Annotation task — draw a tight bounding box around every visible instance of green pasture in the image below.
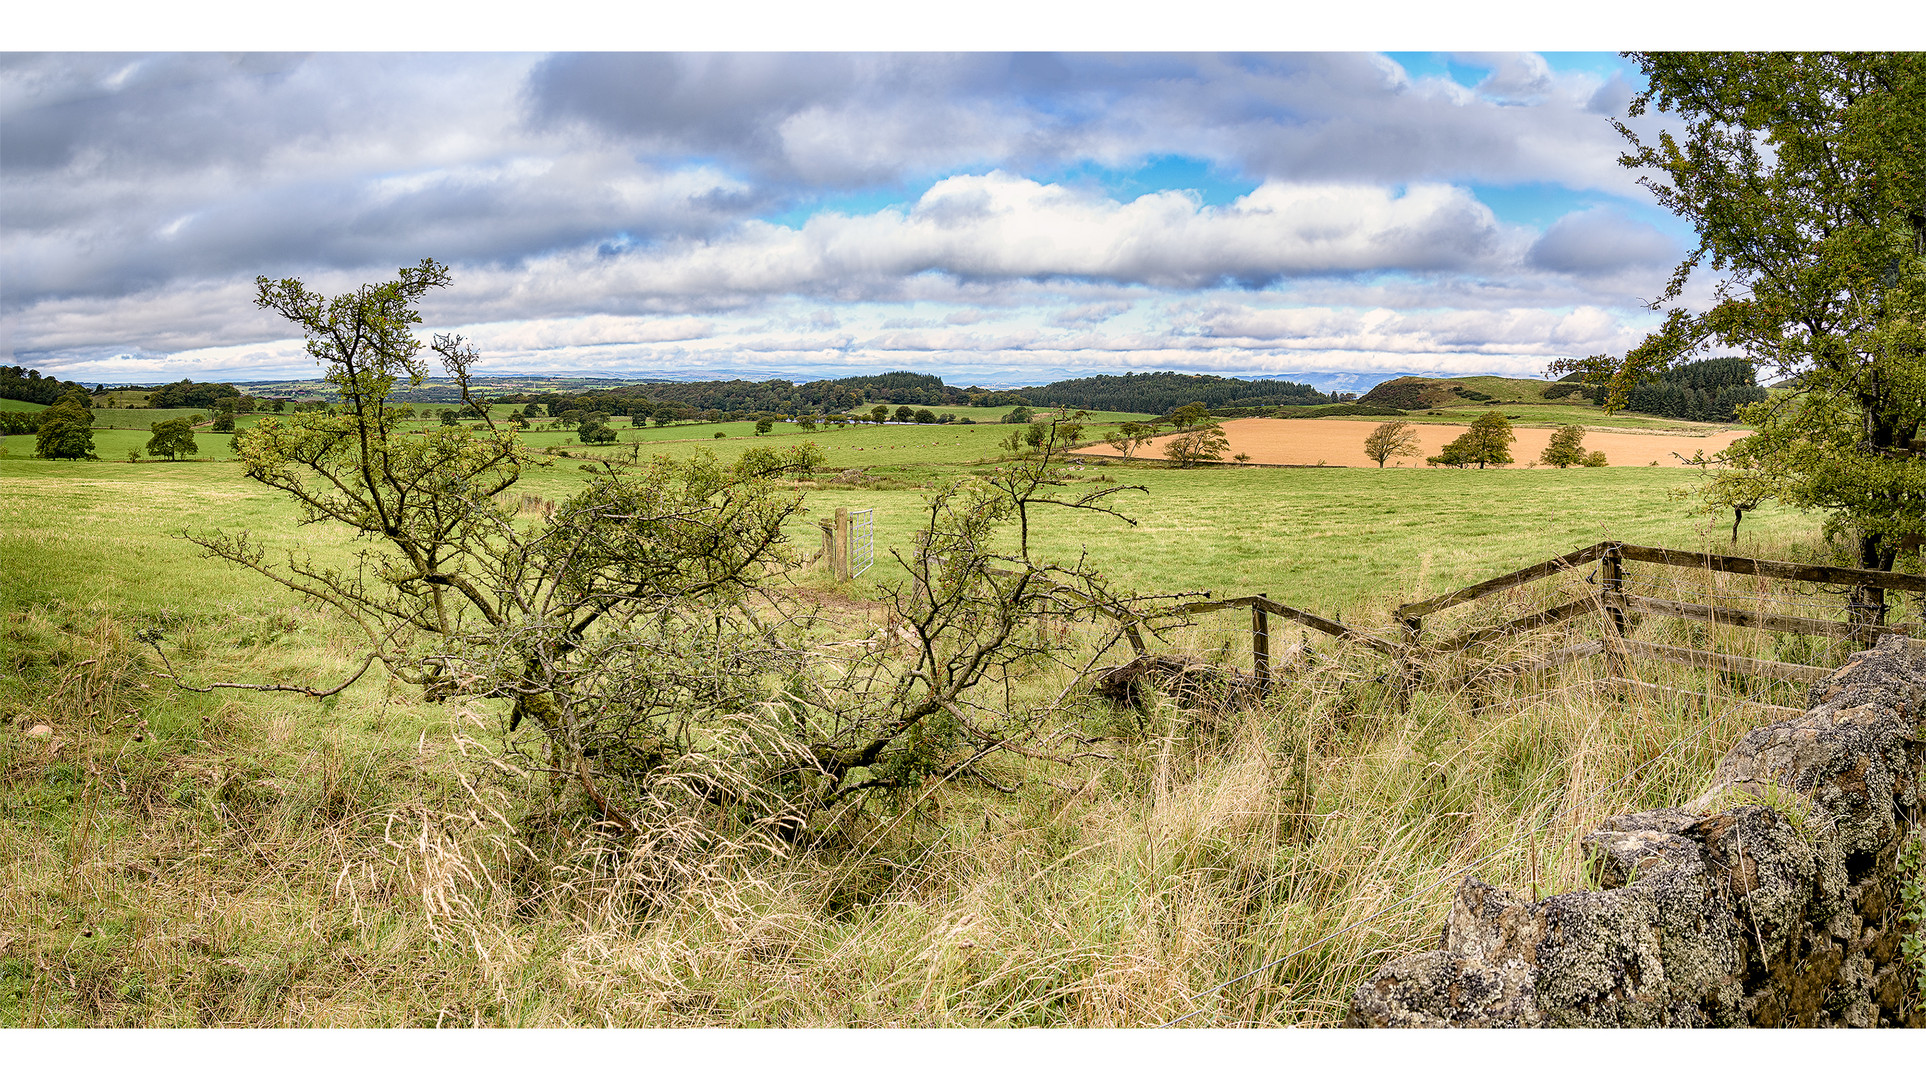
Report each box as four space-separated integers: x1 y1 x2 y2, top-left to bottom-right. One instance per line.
0 398 46 413
529 418 1051 470
87 407 248 430
4 435 1818 639
1443 374 1566 400
800 461 1815 624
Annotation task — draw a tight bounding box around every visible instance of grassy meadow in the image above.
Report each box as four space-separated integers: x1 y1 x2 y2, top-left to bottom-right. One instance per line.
4 402 1904 1027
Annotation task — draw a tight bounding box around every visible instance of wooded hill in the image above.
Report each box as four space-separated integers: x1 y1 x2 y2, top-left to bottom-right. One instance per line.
1019 371 1333 412
0 365 88 406
1358 375 1560 410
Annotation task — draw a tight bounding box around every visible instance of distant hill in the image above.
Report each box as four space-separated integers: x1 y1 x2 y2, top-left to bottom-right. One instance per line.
1358 375 1558 410
1024 371 1332 413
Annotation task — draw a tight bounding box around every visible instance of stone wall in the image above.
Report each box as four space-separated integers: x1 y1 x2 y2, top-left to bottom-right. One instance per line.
1348 636 1925 1027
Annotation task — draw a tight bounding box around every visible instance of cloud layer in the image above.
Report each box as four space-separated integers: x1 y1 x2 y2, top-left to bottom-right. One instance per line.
1 51 1693 384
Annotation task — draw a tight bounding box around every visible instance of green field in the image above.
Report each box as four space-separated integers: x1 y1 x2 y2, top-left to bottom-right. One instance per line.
0 398 47 413
0 402 1886 1028
2 426 1815 640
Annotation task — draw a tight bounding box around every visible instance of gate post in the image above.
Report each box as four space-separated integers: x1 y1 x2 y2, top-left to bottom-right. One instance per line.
1252 593 1271 694
833 507 852 581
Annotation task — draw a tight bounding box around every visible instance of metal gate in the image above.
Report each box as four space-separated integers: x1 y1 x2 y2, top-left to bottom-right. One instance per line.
849 508 874 578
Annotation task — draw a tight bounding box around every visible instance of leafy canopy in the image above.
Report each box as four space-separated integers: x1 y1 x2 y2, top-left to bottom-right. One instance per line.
1558 53 1926 568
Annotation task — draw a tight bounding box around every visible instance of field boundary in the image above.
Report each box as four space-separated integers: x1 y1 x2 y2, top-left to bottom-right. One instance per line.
1108 539 1926 702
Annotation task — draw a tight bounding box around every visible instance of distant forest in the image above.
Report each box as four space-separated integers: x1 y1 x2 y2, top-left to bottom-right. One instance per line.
0 366 88 406
1568 357 1767 422
12 366 1341 421
486 369 1338 420
1021 372 1334 412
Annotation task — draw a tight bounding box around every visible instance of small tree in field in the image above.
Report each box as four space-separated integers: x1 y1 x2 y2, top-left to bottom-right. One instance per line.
1430 411 1514 469
146 418 198 461
755 417 774 436
1104 421 1159 461
1539 424 1590 468
1168 401 1211 429
1163 423 1230 468
1363 420 1420 467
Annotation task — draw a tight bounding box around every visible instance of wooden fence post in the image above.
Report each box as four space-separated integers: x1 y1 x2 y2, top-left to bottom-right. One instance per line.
1252 594 1271 694
1852 582 1887 645
1394 614 1422 710
1601 546 1628 677
833 507 851 582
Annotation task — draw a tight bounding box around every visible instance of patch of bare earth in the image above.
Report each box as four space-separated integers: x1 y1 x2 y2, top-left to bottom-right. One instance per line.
1086 417 1748 469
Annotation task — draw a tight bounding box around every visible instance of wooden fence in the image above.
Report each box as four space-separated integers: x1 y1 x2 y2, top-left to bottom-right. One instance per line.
1111 540 1926 708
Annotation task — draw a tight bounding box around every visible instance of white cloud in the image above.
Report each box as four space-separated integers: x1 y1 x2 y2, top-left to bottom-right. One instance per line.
3 51 1701 385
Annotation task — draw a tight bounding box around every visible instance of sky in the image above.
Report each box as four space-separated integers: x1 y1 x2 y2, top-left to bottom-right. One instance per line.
0 19 1793 389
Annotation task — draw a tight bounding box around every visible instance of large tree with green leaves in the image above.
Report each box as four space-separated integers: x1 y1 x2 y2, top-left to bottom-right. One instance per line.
145 417 198 461
1560 53 1926 571
1427 411 1513 469
34 389 95 460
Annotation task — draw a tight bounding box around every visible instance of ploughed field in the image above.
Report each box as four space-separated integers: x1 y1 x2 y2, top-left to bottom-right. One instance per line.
1093 417 1749 469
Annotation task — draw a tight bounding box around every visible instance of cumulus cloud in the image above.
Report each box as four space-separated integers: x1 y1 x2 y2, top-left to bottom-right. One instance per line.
526 52 1646 194
1197 302 1638 359
1527 206 1682 275
437 173 1516 311
1 51 1693 383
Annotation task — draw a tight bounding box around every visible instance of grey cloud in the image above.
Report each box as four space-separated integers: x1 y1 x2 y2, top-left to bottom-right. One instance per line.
1527 207 1681 275
1462 53 1555 106
1048 301 1131 327
1587 73 1637 115
0 53 313 175
523 52 1643 195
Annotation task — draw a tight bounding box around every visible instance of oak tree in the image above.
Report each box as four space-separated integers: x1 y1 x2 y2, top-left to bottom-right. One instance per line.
1428 411 1513 469
34 390 95 460
146 417 199 461
1559 53 1926 571
1162 423 1230 468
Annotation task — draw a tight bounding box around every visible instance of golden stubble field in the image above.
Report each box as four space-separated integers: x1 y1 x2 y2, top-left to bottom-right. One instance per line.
1101 417 1748 469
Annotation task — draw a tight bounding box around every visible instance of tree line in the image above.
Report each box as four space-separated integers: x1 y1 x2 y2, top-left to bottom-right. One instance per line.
0 365 88 406
1580 356 1767 422
1023 371 1332 413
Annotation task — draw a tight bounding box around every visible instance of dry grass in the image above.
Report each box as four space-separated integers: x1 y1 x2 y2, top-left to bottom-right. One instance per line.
1 548 1824 1026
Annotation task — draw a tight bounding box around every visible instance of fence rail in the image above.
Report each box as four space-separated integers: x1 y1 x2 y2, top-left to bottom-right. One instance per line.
1109 538 1925 707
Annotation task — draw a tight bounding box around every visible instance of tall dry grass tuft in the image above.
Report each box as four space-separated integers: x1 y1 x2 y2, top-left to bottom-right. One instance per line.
1 533 1870 1025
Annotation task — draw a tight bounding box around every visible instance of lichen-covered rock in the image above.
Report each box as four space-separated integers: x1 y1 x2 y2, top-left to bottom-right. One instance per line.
1349 636 1926 1028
